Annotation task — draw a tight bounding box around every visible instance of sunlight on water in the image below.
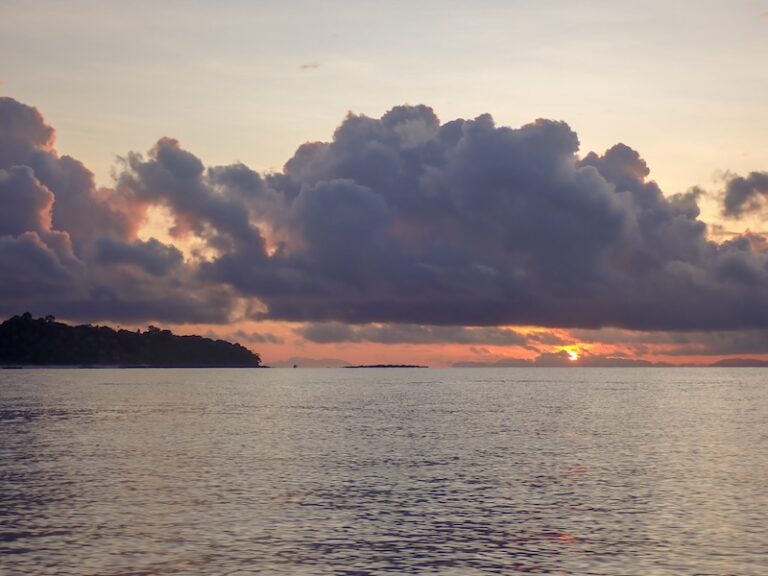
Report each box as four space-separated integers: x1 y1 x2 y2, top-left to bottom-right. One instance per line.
1 368 767 575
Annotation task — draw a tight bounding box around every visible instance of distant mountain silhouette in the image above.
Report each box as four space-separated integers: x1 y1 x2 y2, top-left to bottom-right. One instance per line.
0 313 261 367
709 358 768 367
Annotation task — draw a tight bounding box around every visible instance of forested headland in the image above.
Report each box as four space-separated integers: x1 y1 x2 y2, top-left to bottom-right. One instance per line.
0 313 262 367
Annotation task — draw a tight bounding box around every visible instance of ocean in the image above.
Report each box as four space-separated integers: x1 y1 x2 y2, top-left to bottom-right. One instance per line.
1 367 766 575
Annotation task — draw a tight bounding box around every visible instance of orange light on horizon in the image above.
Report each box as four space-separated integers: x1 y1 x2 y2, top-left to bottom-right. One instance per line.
558 344 582 362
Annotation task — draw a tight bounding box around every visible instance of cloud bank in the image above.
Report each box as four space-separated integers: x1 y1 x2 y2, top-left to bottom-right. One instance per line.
1 96 767 333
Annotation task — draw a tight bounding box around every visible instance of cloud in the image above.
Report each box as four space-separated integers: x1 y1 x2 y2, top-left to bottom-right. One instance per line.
0 97 239 324
2 95 768 334
0 161 85 306
92 237 184 276
227 105 767 331
233 329 285 345
298 323 529 346
722 171 768 217
0 97 55 165
565 326 768 358
660 330 768 356
0 97 139 245
118 137 268 253
0 231 83 303
0 166 54 235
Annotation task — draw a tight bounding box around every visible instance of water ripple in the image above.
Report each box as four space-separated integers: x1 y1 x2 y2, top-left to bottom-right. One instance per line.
1 367 766 575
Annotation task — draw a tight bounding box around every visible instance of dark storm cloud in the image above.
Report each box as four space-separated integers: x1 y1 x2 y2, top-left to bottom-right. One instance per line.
722 171 768 217
33 153 139 243
66 270 240 325
0 161 85 307
0 97 138 244
93 237 184 276
0 231 83 303
2 95 768 334
298 323 529 346
0 166 54 235
0 96 55 165
0 97 239 323
217 105 767 331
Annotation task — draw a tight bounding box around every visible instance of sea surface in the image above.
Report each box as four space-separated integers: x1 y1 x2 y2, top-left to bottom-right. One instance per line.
1 368 767 575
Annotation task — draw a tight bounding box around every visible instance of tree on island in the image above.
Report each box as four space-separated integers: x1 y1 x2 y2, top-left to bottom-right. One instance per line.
0 313 261 367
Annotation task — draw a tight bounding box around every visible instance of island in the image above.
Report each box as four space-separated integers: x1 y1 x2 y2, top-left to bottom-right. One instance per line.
0 313 262 367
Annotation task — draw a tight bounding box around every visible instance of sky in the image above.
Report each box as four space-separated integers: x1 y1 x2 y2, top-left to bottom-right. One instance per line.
0 0 767 366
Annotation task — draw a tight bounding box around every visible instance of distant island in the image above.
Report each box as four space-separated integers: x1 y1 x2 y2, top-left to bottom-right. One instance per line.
344 364 427 369
0 313 262 367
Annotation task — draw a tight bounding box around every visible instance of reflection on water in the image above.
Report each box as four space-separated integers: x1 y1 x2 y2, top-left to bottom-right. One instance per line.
1 368 767 575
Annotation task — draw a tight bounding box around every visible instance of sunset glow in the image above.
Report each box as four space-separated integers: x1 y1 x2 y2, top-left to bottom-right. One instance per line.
0 1 766 367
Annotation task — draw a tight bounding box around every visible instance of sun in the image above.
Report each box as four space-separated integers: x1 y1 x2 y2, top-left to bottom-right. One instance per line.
559 344 584 362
